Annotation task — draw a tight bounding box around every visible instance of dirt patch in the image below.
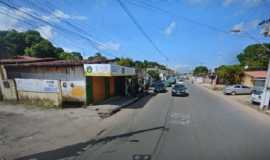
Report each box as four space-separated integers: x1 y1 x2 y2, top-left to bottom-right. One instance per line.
0 103 102 159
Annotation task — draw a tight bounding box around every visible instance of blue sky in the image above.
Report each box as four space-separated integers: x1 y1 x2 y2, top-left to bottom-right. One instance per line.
0 0 270 72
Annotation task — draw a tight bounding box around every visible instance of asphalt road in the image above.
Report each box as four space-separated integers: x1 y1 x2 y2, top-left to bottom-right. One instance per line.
79 83 270 160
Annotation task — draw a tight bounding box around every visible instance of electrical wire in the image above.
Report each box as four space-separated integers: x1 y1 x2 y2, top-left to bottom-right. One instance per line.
127 0 230 35
0 0 117 58
117 0 169 61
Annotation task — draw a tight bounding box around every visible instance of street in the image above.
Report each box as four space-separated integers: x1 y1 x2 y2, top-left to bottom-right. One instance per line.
79 82 270 160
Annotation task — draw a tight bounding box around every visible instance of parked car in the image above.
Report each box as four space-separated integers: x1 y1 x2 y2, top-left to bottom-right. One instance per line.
171 84 189 96
250 89 263 104
163 80 172 87
154 82 166 93
176 80 184 85
223 85 252 95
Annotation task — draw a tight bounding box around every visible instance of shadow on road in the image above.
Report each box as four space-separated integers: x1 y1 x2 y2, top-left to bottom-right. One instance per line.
124 92 157 109
16 126 165 160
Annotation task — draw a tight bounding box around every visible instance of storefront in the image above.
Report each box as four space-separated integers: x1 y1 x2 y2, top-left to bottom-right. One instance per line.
84 64 136 104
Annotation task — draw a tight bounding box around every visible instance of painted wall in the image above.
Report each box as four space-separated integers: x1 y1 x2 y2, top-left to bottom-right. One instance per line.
61 80 86 103
15 79 62 107
242 75 254 87
0 80 18 101
17 91 61 107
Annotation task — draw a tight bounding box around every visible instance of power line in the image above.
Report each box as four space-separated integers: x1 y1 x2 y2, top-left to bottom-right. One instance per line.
117 0 169 61
0 0 117 58
0 9 89 56
128 0 266 41
27 0 120 58
127 0 230 34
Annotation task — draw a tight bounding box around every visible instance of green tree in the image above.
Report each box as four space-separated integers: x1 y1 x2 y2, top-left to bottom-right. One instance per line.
54 47 64 55
215 65 243 85
58 52 83 60
0 29 84 60
71 52 83 60
116 57 135 67
1 30 26 56
25 40 57 58
88 52 107 61
24 30 42 48
147 70 160 81
193 66 209 77
237 43 270 70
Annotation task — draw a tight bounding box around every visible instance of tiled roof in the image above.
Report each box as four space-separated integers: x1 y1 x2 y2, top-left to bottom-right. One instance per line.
0 56 55 64
3 59 117 67
244 71 267 78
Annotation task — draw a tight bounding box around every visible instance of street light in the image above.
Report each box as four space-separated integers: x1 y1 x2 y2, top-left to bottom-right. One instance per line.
231 29 270 110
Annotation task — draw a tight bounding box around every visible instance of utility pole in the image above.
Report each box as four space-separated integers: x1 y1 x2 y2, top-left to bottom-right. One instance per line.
231 18 270 109
259 18 270 110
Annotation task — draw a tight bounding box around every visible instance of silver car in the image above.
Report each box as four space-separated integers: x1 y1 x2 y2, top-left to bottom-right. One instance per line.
223 84 252 95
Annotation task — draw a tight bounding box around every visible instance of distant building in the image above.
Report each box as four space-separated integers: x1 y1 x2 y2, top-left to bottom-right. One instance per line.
242 71 267 89
146 67 175 81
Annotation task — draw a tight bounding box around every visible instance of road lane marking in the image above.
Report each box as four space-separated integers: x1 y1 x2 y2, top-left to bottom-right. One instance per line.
169 113 191 126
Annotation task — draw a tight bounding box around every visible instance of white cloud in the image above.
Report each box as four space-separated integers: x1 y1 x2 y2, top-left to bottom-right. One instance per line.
42 9 87 22
0 6 34 31
232 19 260 32
223 0 263 7
36 25 53 40
164 21 176 36
63 47 73 52
97 41 121 51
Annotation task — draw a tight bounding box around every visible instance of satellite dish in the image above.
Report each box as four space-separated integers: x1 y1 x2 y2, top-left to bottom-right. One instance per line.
244 65 249 70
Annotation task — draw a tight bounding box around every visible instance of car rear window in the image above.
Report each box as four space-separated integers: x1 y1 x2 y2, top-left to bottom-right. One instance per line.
174 85 185 89
253 90 263 95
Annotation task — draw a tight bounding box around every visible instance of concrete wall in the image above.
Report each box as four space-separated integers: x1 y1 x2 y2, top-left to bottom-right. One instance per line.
17 91 61 107
15 79 62 107
6 66 84 81
242 75 254 87
0 80 18 101
61 80 86 103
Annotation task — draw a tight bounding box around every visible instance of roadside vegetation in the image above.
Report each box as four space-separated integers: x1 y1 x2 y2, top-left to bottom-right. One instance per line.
193 43 270 85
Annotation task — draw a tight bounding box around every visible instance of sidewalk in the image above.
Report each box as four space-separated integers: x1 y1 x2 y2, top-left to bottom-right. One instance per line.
92 93 147 118
197 83 263 111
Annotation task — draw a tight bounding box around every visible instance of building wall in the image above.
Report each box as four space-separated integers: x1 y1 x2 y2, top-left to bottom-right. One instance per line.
17 91 61 107
254 79 265 88
242 75 254 87
61 80 86 103
15 79 62 107
0 80 18 101
6 66 84 81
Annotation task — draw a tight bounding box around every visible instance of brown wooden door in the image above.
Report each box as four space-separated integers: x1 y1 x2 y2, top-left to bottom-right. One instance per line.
92 77 105 103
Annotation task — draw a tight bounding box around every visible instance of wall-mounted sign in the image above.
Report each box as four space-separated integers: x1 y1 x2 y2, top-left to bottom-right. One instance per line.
15 79 60 93
84 64 135 76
